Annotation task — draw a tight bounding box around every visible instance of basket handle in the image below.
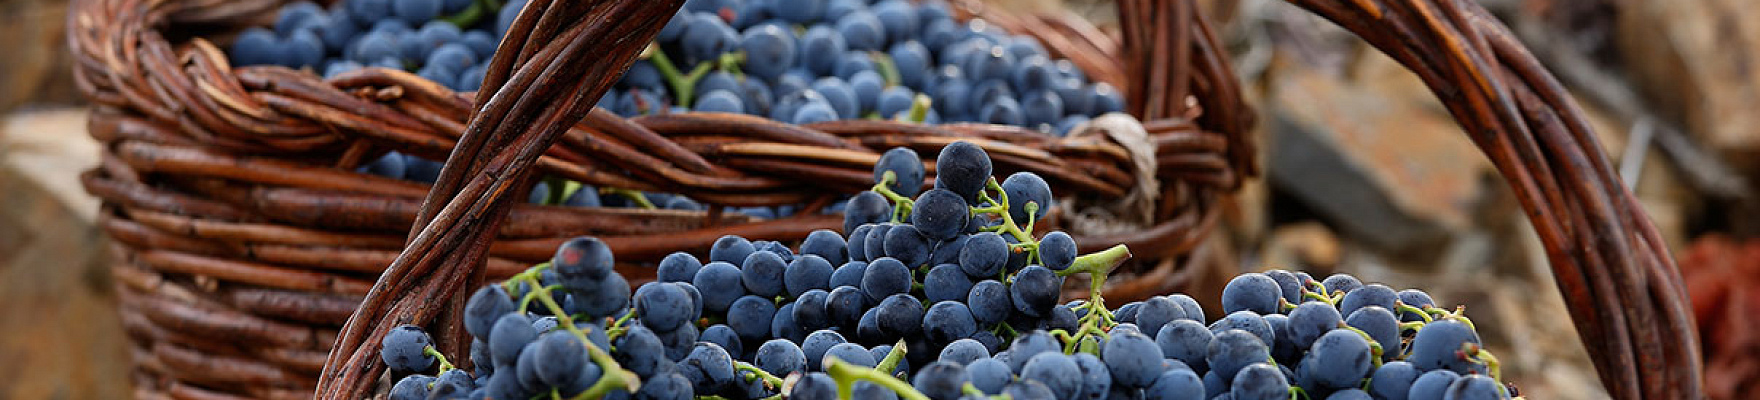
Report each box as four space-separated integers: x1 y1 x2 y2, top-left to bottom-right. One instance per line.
1279 1 1701 398
312 1 686 398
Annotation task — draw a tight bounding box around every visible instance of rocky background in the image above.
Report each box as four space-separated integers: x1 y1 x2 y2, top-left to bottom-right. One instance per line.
3 0 1757 398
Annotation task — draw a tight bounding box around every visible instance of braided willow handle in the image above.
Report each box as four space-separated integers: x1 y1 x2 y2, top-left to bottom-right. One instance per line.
1279 0 1702 398
313 1 687 397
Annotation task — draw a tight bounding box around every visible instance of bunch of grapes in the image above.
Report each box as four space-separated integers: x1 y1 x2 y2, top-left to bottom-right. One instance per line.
370 141 1519 400
227 0 1124 219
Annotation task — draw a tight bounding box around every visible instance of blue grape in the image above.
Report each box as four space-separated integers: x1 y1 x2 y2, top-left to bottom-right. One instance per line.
728 295 778 343
890 41 932 89
923 301 977 344
1407 319 1483 375
1054 115 1089 137
1000 171 1052 226
489 313 537 367
861 257 912 302
1208 311 1274 348
923 264 974 303
1338 284 1398 319
741 251 787 297
910 361 970 400
831 259 869 288
1407 370 1460 400
638 372 695 400
825 342 877 368
1020 90 1064 127
1300 329 1373 389
960 232 1008 278
711 235 757 264
1201 370 1226 399
1022 353 1083 400
1003 36 1046 60
935 141 993 203
1231 363 1289 400
1036 231 1076 272
693 262 746 314
772 302 808 343
230 28 283 67
534 330 591 388
850 70 885 112
1264 314 1300 364
1327 389 1373 400
636 282 698 332
836 51 877 80
875 147 925 196
811 77 859 119
826 285 868 328
768 0 823 23
1286 301 1341 349
1397 289 1437 322
1155 319 1213 373
793 289 832 330
1205 329 1270 384
911 189 971 241
390 374 434 400
875 293 925 337
616 89 669 116
614 325 669 377
793 102 840 124
1071 353 1112 400
963 45 1015 82
1442 374 1504 400
799 26 847 75
877 87 917 118
883 224 932 267
1222 273 1282 315
1007 331 1059 372
694 89 746 113
939 338 989 365
1320 274 1364 296
390 0 440 24
921 18 962 53
977 95 1024 125
928 234 971 268
931 75 973 119
464 284 515 338
657 252 703 283
1011 55 1058 93
380 324 434 373
1103 330 1163 388
1345 306 1400 361
857 307 891 344
1084 83 1123 116
1369 361 1420 400
348 0 394 27
837 10 886 51
1165 294 1205 323
1262 269 1305 305
701 324 745 357
968 79 1014 117
456 64 485 92
696 71 742 101
1010 265 1061 317
681 13 739 65
553 236 613 287
576 272 631 319
678 342 736 393
967 358 1012 394
1145 369 1205 400
755 339 807 377
1133 296 1186 339
801 230 849 265
872 0 918 44
966 279 1011 325
739 74 776 116
784 254 835 298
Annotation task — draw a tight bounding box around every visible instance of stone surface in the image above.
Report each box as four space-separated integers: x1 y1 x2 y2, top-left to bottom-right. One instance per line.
0 107 131 400
0 0 82 112
1613 0 1760 174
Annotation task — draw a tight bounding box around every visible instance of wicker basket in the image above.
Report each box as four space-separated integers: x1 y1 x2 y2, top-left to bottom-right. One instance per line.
311 1 1703 399
69 0 1252 397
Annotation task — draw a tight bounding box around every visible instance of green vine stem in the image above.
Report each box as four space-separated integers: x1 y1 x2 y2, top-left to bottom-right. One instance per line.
824 358 930 400
1461 343 1503 383
423 346 455 373
600 187 656 210
875 340 909 378
438 0 501 28
899 94 932 123
1395 302 1433 323
645 45 713 107
735 363 787 389
494 267 642 399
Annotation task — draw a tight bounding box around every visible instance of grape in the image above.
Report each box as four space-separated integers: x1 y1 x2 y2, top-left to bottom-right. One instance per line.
1168 295 1205 323
966 279 1011 325
851 70 886 111
768 0 823 23
1327 389 1372 400
877 87 917 119
456 65 486 92
798 26 848 75
1004 379 1058 400
1084 83 1124 116
465 285 516 339
230 28 283 66
1155 319 1213 372
1286 301 1341 349
959 232 1008 278
694 90 746 113
790 372 839 400
964 46 1015 82
827 285 869 328
1338 284 1397 319
533 331 590 388
1396 289 1437 322
883 224 932 267
1320 274 1363 296
553 236 614 287
656 321 701 361
837 10 886 51
976 93 1023 127
1221 273 1282 315
1018 90 1065 129
870 0 918 45
939 338 989 365
845 192 893 234
380 325 434 373
1442 374 1504 400
1344 306 1399 361
1208 311 1274 349
697 72 743 102
702 324 745 357
793 102 840 124
967 358 1012 394
1145 369 1205 400
636 281 697 332
1133 296 1185 339
1299 329 1372 390
691 261 746 313
390 374 434 400
1023 353 1083 400
1113 302 1142 324
681 13 739 65
490 313 538 367
390 0 440 24
928 234 971 268
831 260 869 288
1407 319 1483 375
742 251 788 297
875 293 925 337
912 361 971 400
1407 370 1459 400
931 76 973 119
773 302 808 343
858 307 891 344
614 325 669 377
1369 362 1420 400
796 230 848 265
861 257 913 302
1031 232 1075 273
1232 363 1290 400
728 295 778 344
1054 115 1089 137
577 272 632 318
639 372 696 400
1102 331 1163 388
922 301 977 343
1263 314 1300 364
617 89 669 116
890 41 932 89
679 343 736 393
779 254 833 298
485 365 533 400
657 252 703 283
873 147 926 197
904 190 968 242
1011 55 1057 92
811 77 860 119
1000 171 1053 225
1010 265 1061 317
1205 329 1270 384
1261 269 1305 305
923 264 974 303
825 342 878 368
935 141 993 203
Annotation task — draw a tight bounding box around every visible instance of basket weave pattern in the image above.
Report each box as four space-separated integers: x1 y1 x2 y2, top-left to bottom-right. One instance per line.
68 0 1252 397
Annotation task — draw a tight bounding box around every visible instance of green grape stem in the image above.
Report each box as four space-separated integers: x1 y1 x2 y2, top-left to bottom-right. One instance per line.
872 52 902 87
874 340 909 378
498 274 639 399
601 187 656 210
869 171 917 222
1395 302 1434 323
438 0 500 28
901 94 932 123
824 358 930 400
1462 344 1503 383
423 346 455 373
646 46 714 107
736 363 787 388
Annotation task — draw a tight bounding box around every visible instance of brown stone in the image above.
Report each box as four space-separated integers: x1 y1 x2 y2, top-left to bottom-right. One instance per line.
0 0 83 112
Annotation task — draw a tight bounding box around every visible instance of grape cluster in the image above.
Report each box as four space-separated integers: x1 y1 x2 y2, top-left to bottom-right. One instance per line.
375 141 1518 400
